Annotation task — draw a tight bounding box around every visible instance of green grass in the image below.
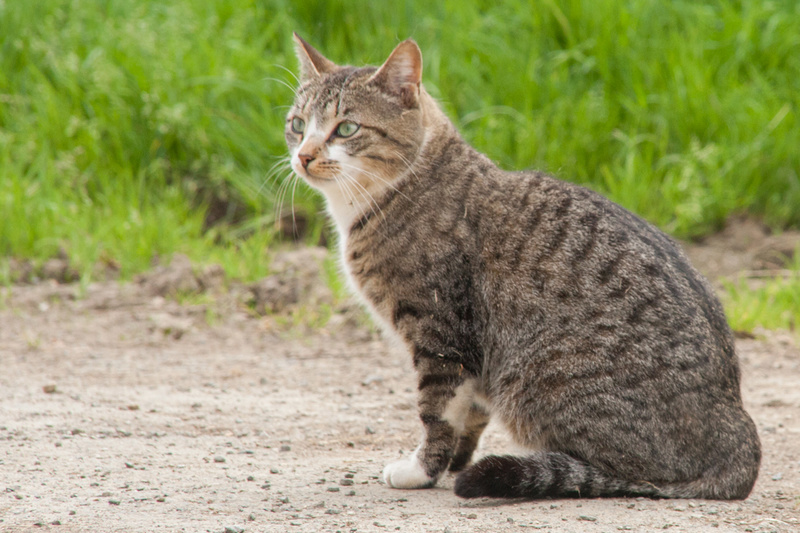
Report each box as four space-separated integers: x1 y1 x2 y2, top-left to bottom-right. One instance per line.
1 0 799 331
724 276 800 334
722 253 800 336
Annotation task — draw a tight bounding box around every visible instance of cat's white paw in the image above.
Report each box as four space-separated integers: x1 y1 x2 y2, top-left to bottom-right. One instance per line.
383 454 435 489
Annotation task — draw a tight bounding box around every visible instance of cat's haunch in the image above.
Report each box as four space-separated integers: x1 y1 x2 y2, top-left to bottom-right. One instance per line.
285 33 760 500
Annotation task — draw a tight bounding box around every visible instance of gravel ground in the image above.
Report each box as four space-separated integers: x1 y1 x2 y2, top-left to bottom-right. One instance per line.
1 223 799 532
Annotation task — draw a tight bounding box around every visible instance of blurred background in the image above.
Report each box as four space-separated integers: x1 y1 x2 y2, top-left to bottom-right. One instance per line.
1 0 798 285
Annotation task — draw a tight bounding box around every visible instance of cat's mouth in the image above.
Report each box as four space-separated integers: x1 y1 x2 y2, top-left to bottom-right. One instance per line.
297 168 334 186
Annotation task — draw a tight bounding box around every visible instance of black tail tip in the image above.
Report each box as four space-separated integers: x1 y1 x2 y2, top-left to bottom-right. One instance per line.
454 455 522 499
453 469 485 498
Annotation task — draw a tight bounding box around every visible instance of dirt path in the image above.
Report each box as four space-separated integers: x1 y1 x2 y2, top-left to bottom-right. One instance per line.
1 230 799 532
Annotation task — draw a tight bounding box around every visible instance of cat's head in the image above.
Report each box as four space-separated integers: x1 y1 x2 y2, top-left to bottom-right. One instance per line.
286 33 426 203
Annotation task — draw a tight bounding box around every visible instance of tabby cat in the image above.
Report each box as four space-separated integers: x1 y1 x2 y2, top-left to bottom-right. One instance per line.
285 33 761 500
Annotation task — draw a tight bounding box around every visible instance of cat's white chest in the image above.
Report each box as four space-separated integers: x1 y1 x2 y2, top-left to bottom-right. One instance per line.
337 236 404 348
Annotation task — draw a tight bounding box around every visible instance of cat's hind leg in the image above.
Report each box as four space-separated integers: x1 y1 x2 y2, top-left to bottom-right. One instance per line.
448 403 490 472
383 356 475 489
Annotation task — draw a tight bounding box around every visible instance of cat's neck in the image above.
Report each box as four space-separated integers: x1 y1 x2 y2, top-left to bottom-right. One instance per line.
325 87 457 235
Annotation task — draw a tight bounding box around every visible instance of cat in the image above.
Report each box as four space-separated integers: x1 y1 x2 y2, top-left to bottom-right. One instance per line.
285 33 761 500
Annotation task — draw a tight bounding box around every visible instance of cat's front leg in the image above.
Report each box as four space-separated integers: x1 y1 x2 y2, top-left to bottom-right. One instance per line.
383 355 475 489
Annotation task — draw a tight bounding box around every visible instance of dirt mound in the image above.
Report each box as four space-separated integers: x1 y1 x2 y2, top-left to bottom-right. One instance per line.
682 216 800 281
246 247 333 315
136 253 225 297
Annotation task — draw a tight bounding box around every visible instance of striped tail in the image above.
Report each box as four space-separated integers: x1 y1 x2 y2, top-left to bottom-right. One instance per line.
454 452 695 500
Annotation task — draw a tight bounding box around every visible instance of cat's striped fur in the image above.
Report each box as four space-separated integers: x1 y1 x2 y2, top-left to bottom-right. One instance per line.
285 34 761 500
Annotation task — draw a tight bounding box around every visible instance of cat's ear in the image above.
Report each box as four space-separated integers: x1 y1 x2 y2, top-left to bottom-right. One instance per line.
293 32 337 80
368 39 422 107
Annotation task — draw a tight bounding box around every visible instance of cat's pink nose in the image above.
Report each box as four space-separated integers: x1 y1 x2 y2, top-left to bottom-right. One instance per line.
298 154 315 169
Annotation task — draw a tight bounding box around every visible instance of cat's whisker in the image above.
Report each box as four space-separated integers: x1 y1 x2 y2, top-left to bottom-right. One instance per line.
337 161 413 204
338 169 385 225
390 149 422 183
287 171 305 239
264 157 292 183
273 174 292 231
264 76 304 100
270 63 302 86
338 180 364 224
331 168 357 208
336 167 383 212
264 159 293 198
272 160 301 232
335 170 372 215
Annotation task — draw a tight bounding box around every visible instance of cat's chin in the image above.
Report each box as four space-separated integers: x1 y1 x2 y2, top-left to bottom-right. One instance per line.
297 172 334 188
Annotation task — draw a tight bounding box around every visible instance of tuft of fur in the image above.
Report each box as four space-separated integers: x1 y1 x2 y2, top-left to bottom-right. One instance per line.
454 451 757 500
285 34 761 501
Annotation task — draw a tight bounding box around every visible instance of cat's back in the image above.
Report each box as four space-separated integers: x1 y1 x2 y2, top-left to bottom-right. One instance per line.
472 168 738 385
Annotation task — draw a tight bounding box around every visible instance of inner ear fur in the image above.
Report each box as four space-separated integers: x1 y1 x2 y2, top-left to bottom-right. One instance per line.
293 32 337 79
368 39 422 107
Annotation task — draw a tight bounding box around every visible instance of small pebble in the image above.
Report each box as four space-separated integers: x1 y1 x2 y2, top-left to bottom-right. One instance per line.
51 520 61 525
108 499 121 505
339 479 354 486
224 527 244 533
279 445 291 452
214 456 226 463
246 475 255 481
578 515 597 522
55 442 62 447
43 385 57 394
156 496 166 503
361 374 383 386
346 490 356 496
344 473 355 479
365 426 376 435
467 513 477 519
327 487 340 492
125 462 134 469
269 468 280 474
278 496 289 504
772 473 783 481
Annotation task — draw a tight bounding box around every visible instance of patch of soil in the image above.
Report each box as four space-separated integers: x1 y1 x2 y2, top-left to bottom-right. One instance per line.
1 237 799 532
682 216 800 282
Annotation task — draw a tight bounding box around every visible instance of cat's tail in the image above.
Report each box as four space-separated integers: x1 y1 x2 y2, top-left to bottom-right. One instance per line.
453 452 751 500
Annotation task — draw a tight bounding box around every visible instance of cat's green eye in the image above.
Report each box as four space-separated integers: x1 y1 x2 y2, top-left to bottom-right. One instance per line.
336 121 360 138
291 117 305 134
